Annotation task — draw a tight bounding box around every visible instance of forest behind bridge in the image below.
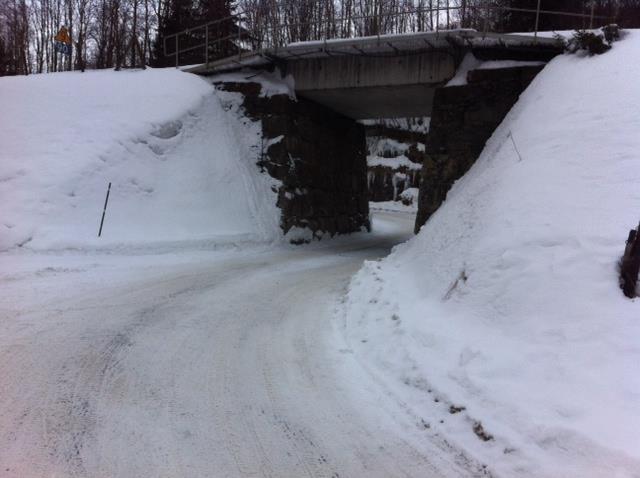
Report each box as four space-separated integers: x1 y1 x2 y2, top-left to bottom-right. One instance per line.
2 0 639 76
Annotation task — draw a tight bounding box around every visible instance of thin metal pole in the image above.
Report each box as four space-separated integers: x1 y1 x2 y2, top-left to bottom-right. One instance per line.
205 24 209 67
446 0 450 29
589 2 595 29
534 0 542 43
175 35 179 67
98 182 111 238
482 0 489 37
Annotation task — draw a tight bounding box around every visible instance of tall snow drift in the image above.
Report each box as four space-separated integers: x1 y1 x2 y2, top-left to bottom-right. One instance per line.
0 68 280 251
340 32 640 477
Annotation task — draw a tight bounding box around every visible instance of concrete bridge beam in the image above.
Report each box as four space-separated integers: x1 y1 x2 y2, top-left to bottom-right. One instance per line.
288 51 457 91
287 52 456 119
299 85 437 119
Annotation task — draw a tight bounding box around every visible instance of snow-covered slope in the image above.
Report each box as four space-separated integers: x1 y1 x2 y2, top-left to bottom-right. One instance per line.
0 68 280 251
340 32 640 477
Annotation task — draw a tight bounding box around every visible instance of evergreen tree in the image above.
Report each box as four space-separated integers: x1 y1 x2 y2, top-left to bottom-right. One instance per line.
152 0 195 67
497 0 622 33
152 0 238 67
0 35 8 76
616 0 640 27
197 0 233 22
197 0 237 59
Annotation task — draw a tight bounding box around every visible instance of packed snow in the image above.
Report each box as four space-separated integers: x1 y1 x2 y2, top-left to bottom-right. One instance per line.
1 210 497 477
340 31 640 477
369 200 417 214
0 68 280 251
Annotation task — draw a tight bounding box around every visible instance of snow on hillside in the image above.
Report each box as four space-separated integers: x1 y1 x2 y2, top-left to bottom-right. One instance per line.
0 68 280 251
339 32 640 477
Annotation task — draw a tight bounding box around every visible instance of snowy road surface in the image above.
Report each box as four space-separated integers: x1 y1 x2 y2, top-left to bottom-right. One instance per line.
0 212 481 478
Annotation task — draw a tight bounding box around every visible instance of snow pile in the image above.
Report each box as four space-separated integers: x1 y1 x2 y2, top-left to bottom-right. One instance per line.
359 117 430 134
446 52 545 87
367 155 421 171
213 69 296 98
0 68 280 251
369 137 410 157
366 137 423 171
399 187 419 205
369 199 417 214
340 32 640 476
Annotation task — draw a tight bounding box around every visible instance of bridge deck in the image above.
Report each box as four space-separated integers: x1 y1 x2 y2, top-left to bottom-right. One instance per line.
185 29 562 76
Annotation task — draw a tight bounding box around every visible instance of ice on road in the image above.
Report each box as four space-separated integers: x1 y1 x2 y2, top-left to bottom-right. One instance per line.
0 212 478 478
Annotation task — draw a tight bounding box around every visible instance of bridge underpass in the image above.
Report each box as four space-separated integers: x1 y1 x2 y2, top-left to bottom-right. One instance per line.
193 31 562 241
190 31 559 117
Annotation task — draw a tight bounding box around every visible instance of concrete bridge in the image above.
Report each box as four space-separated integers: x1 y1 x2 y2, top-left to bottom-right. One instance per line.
189 31 563 241
189 30 560 118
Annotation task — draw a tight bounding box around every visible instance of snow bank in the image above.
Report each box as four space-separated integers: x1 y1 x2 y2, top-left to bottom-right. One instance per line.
212 69 296 98
359 117 430 134
366 137 423 171
369 200 417 215
0 68 280 251
399 187 419 205
446 52 545 87
367 155 422 171
340 32 640 476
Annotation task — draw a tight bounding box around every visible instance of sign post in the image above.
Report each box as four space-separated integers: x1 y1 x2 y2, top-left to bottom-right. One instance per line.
98 182 112 238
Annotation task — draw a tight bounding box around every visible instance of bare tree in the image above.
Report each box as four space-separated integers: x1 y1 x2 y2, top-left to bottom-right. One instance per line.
2 0 633 77
73 0 91 70
0 0 30 75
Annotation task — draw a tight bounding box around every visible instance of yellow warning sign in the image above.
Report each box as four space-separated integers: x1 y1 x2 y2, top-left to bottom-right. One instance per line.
54 26 71 45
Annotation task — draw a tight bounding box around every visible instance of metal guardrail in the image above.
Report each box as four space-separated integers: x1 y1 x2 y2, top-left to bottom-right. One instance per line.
163 13 253 68
163 2 614 69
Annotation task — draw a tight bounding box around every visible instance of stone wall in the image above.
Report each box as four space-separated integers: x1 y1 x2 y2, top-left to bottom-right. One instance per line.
414 65 544 233
364 122 427 203
367 163 421 202
215 81 370 242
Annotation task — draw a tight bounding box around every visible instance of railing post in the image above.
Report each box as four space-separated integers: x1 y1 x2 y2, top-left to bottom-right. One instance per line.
205 24 209 68
482 0 489 37
175 35 179 68
534 0 541 44
589 2 595 29
461 0 467 28
238 23 242 61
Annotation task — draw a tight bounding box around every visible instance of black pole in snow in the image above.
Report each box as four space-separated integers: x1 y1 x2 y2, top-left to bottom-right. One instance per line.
98 182 111 237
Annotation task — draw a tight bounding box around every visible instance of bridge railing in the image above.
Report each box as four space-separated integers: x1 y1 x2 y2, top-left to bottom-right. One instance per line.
163 1 615 69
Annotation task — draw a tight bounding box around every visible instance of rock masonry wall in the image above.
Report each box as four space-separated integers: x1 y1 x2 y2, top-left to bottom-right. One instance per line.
365 123 426 203
216 81 370 243
415 65 544 233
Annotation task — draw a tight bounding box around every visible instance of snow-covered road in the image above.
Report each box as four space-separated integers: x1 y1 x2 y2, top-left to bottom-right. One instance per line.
0 212 480 478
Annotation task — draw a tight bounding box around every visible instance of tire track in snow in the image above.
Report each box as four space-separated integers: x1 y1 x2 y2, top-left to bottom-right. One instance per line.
1 212 486 477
